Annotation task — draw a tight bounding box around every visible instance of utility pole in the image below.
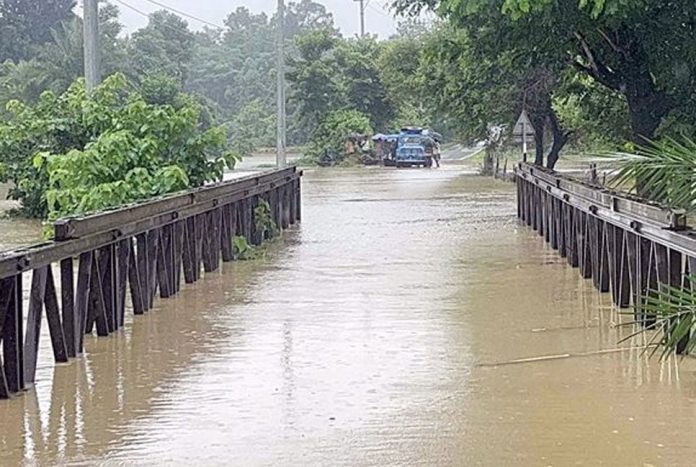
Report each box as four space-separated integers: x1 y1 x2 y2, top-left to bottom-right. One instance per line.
355 0 366 37
276 0 287 168
83 0 101 93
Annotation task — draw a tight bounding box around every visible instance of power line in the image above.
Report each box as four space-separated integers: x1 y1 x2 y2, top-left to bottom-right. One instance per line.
111 0 223 30
140 0 224 29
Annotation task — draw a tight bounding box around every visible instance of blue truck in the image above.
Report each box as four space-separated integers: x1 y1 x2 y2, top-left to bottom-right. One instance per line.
387 127 437 168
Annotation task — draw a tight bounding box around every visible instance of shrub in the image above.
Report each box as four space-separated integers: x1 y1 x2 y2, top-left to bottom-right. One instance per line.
0 73 237 221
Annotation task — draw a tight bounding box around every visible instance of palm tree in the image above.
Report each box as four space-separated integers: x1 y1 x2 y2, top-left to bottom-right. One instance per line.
610 137 696 356
611 137 696 212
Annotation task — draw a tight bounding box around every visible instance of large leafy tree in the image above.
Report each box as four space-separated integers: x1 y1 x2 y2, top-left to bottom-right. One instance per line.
288 32 396 133
128 10 195 84
394 0 696 144
286 28 344 130
187 1 335 147
0 0 76 62
335 38 395 131
0 2 125 110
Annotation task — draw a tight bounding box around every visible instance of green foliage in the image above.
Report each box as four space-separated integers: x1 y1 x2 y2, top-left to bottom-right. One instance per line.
254 199 279 239
0 0 76 63
0 74 237 221
553 72 630 151
288 31 397 135
619 276 696 359
609 137 696 213
233 235 256 260
287 28 344 130
0 5 124 110
377 36 431 129
307 109 373 161
394 0 696 143
187 2 336 148
128 10 195 84
229 99 276 158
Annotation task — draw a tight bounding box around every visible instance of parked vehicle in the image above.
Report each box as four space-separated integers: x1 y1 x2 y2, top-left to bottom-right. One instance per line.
396 144 433 168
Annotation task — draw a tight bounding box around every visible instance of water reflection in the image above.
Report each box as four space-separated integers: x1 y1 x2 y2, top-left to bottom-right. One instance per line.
1 165 696 466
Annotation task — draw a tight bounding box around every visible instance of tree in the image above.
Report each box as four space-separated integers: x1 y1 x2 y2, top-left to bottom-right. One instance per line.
394 0 696 144
376 35 431 128
187 2 337 148
286 28 344 129
0 74 236 220
128 10 195 84
285 0 336 39
335 38 395 131
0 0 76 62
307 109 373 161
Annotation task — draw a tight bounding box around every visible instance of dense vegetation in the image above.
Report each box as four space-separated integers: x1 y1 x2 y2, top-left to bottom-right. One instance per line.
392 0 696 168
2 0 695 215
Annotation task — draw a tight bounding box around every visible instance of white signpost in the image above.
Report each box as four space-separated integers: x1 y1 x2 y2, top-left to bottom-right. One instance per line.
513 110 535 162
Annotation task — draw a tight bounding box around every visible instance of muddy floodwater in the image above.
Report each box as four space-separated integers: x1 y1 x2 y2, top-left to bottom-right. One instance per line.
3 163 696 466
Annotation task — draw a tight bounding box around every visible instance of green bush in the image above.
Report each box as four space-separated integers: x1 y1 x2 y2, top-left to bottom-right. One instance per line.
0 73 237 221
306 109 373 162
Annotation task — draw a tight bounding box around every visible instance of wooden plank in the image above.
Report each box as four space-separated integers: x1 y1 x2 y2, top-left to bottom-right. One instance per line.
212 208 222 270
6 273 23 392
0 277 15 398
597 221 610 293
128 238 145 315
0 278 13 337
0 360 8 399
116 239 130 327
135 233 150 312
174 221 185 293
558 202 567 258
616 228 631 308
54 167 298 241
194 213 204 281
295 177 302 222
539 191 547 241
156 228 172 299
75 252 93 353
0 173 302 280
44 267 68 363
221 203 235 263
99 245 117 333
566 207 578 267
89 253 110 337
182 217 196 283
24 266 48 385
147 229 160 307
60 258 77 358
575 211 590 278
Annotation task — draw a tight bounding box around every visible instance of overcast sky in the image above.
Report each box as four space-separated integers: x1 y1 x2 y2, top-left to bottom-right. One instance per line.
111 0 398 38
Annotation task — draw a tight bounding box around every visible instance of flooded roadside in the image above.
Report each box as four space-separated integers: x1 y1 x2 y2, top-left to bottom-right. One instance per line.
1 164 696 466
0 183 42 251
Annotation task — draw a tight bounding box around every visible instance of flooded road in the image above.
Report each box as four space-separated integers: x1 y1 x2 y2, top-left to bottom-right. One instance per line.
3 164 696 466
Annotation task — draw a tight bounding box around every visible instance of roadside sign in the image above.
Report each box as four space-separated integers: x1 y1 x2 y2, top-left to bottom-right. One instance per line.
513 110 535 136
513 110 535 161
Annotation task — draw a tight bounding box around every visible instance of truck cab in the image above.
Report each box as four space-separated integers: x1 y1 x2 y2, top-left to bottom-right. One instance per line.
396 144 433 168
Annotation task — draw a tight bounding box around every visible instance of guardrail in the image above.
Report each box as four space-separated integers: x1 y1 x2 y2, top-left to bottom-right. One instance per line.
0 167 302 399
516 162 694 352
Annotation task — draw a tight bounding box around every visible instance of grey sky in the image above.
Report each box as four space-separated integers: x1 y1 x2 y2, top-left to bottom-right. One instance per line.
112 0 398 38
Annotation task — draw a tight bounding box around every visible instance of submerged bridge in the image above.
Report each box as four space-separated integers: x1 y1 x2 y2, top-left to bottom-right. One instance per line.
516 162 695 349
3 161 696 464
0 167 301 399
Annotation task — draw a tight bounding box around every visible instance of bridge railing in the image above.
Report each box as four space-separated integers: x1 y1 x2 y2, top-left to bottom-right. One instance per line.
516 162 696 351
0 167 302 399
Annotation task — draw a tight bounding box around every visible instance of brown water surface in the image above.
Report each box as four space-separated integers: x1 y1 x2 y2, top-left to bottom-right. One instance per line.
1 164 696 466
